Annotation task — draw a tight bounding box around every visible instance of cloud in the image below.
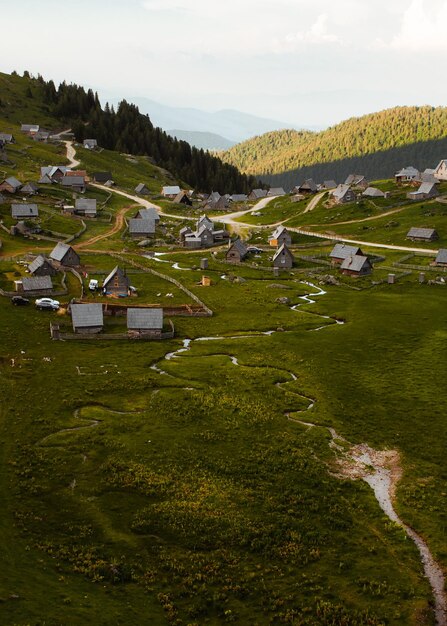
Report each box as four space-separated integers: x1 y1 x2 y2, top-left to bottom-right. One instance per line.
379 0 447 51
274 14 342 52
141 0 191 12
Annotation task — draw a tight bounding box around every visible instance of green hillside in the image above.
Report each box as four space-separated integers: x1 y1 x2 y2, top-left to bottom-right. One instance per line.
221 106 447 182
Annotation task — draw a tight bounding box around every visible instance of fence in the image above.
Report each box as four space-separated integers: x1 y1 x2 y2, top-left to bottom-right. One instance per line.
50 319 175 341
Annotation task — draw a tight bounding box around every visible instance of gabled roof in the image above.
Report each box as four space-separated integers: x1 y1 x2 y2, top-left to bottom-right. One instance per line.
340 255 371 272
21 124 39 132
135 183 149 193
22 275 52 291
103 265 128 288
173 191 192 204
128 218 155 234
83 139 97 147
332 184 353 201
127 307 163 330
228 238 248 257
322 180 337 189
407 227 438 239
250 189 268 199
136 207 159 221
71 303 104 328
28 255 52 274
197 214 214 230
38 174 53 184
50 242 72 261
162 185 181 196
345 174 366 185
267 187 286 196
0 133 13 142
196 224 213 238
231 194 248 202
208 191 221 202
330 243 362 259
94 171 112 183
395 166 420 178
435 249 447 264
180 226 193 235
299 179 318 192
273 243 294 262
21 182 39 193
362 187 385 197
415 182 438 195
270 225 289 240
40 166 68 179
3 176 22 189
61 175 85 187
11 203 39 218
75 198 97 212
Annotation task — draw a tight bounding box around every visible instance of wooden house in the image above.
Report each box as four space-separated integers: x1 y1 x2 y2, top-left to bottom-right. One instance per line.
21 124 39 134
434 249 447 267
269 225 292 247
93 171 113 184
407 182 439 201
61 175 86 193
11 204 39 219
75 198 97 217
28 255 57 277
174 191 193 206
71 303 104 334
205 196 229 211
331 184 356 205
135 183 150 195
226 238 248 263
230 194 248 202
272 244 294 269
179 226 193 243
329 243 364 264
128 218 155 238
340 255 372 277
362 187 386 198
50 242 80 267
345 174 367 188
127 308 163 338
18 275 53 295
0 133 14 144
267 187 286 197
103 266 130 296
21 182 39 196
406 227 439 242
161 185 181 198
134 207 160 223
0 176 22 194
40 166 68 182
248 189 267 200
434 160 447 181
320 180 337 190
395 166 420 185
296 179 318 194
83 139 98 150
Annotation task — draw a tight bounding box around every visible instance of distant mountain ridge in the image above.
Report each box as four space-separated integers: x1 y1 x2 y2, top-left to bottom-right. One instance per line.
221 106 447 185
115 96 297 143
167 129 235 151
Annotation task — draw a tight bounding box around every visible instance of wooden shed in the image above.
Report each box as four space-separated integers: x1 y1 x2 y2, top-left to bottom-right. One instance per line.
28 255 58 277
50 242 80 267
103 266 130 297
71 303 104 334
226 238 248 263
340 255 372 277
273 244 294 269
127 308 163 338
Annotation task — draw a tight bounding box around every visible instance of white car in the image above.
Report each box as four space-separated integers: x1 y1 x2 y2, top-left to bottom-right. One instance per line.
88 279 99 291
35 297 60 311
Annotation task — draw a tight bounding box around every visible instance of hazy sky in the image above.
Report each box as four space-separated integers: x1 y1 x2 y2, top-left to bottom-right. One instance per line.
2 0 447 127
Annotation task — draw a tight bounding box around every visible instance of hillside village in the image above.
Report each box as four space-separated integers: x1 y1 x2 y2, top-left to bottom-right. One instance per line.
2 72 447 626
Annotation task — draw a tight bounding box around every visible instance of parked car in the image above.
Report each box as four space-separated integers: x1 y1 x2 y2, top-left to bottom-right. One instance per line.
11 296 30 306
247 246 263 254
35 297 60 311
88 279 99 291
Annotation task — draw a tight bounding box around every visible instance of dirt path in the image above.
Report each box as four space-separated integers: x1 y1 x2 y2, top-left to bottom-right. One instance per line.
75 204 136 249
63 140 80 168
303 191 326 214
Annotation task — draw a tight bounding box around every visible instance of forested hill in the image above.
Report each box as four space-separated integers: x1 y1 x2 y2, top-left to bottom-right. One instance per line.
0 71 258 194
221 106 447 182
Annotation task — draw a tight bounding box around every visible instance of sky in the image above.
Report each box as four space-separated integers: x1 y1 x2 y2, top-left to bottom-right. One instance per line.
2 0 447 128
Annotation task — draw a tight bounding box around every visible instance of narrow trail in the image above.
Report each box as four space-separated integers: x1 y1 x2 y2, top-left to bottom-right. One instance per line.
75 203 137 249
303 191 326 214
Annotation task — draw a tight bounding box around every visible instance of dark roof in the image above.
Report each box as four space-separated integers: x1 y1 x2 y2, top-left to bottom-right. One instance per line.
71 303 104 328
299 179 318 192
11 203 39 218
435 249 447 264
322 180 337 189
197 215 214 230
228 238 248 257
267 187 286 196
250 189 268 199
135 183 149 193
127 307 163 330
362 187 385 197
330 243 362 259
340 255 371 272
273 243 294 263
3 176 22 190
21 182 39 193
61 176 85 187
407 227 438 239
231 194 248 202
22 275 53 291
28 255 52 274
136 208 159 220
50 242 72 262
94 171 112 183
103 266 128 288
345 174 366 185
75 198 97 213
128 218 155 234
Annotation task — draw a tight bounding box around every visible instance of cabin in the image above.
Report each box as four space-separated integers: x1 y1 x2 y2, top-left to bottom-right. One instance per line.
320 180 337 190
226 238 248 263
345 174 367 187
269 225 292 247
340 255 372 277
297 179 318 194
21 182 39 196
329 243 364 264
18 275 53 295
83 139 98 150
28 255 58 277
50 242 80 267
267 187 286 197
406 227 439 242
179 226 193 243
10 221 41 236
407 182 439 201
40 166 68 182
0 176 22 194
395 166 420 185
38 174 53 185
134 207 160 223
127 308 163 338
434 249 447 266
93 171 113 184
206 196 229 211
249 189 268 200
128 218 155 238
61 175 86 193
135 183 150 195
75 198 97 217
174 191 193 206
103 266 130 296
33 131 50 142
197 215 214 231
11 204 39 219
161 185 181 199
0 133 14 144
434 160 447 181
272 244 294 269
230 194 248 202
331 184 356 205
71 303 104 334
417 169 438 185
21 124 39 134
362 187 386 198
